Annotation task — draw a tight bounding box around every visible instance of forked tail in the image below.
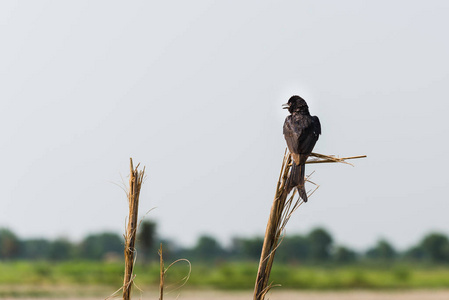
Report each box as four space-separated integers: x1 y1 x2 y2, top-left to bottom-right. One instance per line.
286 163 308 202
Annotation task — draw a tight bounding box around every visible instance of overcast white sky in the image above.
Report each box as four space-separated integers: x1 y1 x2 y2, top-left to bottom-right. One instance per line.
1 1 448 251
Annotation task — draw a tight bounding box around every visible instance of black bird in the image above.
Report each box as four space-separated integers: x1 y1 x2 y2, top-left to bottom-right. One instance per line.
283 95 321 202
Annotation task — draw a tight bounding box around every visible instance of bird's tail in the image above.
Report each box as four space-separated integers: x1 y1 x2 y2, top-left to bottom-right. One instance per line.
286 163 308 202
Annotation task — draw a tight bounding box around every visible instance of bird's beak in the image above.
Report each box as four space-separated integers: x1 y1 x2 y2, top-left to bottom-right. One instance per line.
282 103 290 109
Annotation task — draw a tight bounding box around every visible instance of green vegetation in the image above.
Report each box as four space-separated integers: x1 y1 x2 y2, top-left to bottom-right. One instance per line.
2 224 449 296
3 225 449 265
3 224 449 266
1 261 449 293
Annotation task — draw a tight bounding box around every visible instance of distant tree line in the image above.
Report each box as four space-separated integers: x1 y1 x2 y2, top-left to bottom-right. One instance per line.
1 224 449 265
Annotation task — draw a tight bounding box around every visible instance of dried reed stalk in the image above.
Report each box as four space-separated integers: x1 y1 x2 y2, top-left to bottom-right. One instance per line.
253 151 294 300
307 153 367 165
123 158 145 300
253 150 365 300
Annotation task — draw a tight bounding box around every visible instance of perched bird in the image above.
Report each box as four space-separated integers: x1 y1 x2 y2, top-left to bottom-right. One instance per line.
283 95 321 202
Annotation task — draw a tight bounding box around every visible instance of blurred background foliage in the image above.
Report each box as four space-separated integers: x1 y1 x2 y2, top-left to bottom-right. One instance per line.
1 221 449 292
2 222 449 265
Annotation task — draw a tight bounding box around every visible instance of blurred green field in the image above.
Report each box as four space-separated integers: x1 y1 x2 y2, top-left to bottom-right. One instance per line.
1 261 449 297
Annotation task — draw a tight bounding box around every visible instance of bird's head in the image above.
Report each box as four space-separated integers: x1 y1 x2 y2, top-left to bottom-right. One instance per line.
282 95 309 114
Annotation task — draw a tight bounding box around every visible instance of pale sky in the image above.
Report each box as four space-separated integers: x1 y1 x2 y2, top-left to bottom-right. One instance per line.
1 1 448 251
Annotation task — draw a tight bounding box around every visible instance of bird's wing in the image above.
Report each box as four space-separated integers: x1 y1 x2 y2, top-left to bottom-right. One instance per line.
296 116 321 162
283 116 302 165
312 116 321 136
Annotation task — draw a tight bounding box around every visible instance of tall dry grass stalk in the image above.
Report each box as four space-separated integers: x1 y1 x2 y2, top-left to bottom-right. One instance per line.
122 158 145 300
253 150 365 300
253 151 298 300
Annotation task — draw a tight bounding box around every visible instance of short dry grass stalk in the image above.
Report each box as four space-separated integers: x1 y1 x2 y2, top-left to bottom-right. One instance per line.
159 244 165 300
253 150 365 300
158 245 191 300
123 158 145 300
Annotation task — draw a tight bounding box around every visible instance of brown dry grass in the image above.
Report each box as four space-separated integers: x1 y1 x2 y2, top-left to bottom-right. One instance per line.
6 290 449 300
160 290 449 300
122 159 145 300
